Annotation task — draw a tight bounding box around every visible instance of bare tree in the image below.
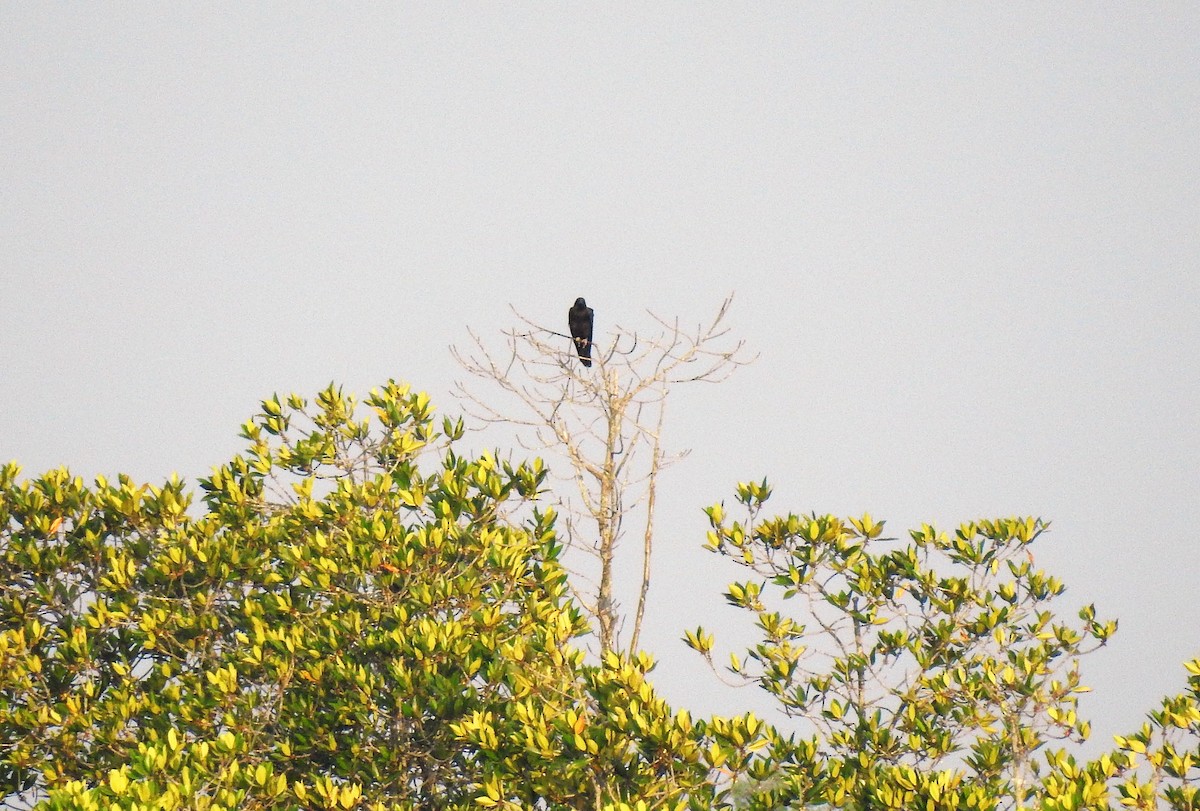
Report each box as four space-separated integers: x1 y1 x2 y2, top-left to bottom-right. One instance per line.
452 295 754 655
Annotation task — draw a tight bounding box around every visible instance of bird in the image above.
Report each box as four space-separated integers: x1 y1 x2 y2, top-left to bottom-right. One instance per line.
568 297 594 367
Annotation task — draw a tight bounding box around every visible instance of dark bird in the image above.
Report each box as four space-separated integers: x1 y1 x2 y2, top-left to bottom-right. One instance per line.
568 297 594 367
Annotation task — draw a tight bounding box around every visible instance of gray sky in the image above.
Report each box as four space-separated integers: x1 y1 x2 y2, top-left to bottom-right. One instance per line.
3 5 1198 755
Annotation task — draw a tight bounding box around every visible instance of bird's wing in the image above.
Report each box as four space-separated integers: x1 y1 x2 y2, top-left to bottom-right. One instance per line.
568 308 588 340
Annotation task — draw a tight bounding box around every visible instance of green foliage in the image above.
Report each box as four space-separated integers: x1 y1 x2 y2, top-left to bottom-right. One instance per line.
5 382 1199 811
1106 657 1200 811
694 481 1121 810
0 382 712 810
1030 657 1200 811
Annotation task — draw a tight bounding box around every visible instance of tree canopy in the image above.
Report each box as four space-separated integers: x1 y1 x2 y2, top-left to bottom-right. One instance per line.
0 382 752 811
2 380 1197 811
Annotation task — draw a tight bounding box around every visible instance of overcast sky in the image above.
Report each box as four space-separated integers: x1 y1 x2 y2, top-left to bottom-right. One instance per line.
3 4 1198 755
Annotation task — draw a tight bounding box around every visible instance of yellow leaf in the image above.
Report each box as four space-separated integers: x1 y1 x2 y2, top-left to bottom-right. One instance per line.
108 769 129 794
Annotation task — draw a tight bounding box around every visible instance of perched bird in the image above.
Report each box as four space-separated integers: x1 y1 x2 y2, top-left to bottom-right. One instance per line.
568 297 594 367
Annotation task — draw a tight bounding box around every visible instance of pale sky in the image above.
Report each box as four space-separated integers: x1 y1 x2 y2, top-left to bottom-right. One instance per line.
2 5 1198 756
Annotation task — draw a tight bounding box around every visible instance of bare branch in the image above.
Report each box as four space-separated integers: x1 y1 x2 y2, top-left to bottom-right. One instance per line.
452 295 753 654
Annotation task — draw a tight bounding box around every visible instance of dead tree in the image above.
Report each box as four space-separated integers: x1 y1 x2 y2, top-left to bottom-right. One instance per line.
452 295 754 655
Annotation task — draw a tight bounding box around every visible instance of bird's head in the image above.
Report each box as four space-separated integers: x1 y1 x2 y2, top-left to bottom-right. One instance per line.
574 297 587 308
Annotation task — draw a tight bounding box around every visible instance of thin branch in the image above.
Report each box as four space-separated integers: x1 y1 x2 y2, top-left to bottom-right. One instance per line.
451 295 753 654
